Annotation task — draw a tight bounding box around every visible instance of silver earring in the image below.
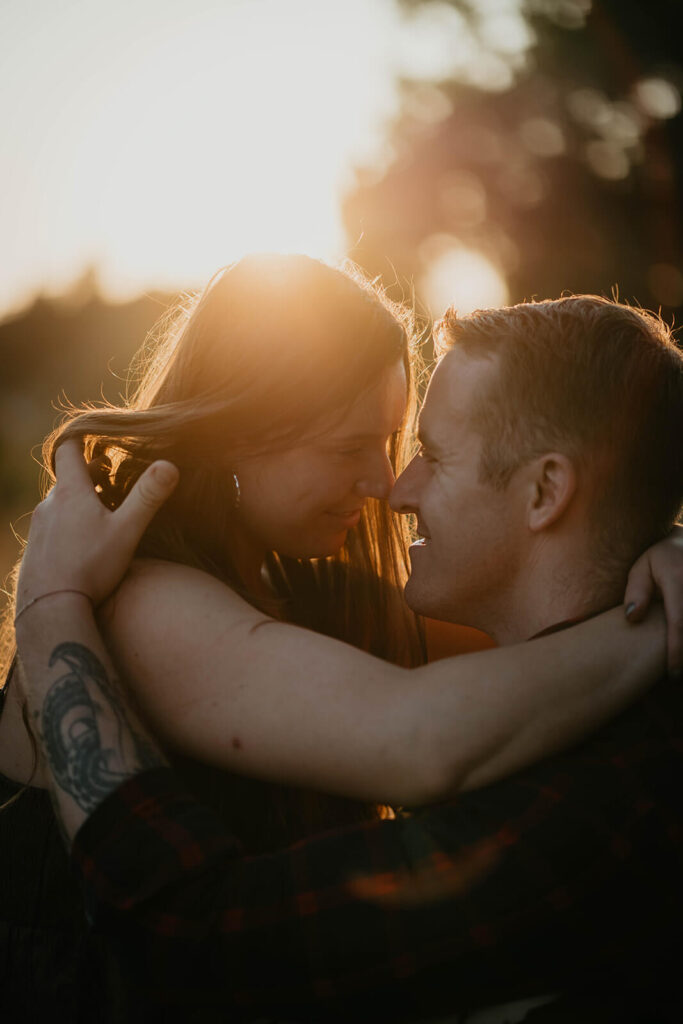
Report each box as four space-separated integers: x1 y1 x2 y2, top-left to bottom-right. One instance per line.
232 472 241 510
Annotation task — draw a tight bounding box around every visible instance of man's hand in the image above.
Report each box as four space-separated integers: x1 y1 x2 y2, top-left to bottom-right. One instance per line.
16 439 179 616
624 525 683 675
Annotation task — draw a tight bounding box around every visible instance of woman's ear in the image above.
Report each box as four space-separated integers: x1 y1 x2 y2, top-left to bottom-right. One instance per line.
527 453 577 532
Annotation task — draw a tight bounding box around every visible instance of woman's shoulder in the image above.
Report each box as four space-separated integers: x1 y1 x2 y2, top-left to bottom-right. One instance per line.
99 558 268 642
117 556 222 588
95 559 278 751
106 557 232 606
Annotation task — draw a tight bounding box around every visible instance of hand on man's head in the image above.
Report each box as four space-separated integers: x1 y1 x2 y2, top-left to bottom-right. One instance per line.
16 440 179 617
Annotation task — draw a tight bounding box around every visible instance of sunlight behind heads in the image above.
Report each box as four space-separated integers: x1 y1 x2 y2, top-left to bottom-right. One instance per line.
419 240 509 317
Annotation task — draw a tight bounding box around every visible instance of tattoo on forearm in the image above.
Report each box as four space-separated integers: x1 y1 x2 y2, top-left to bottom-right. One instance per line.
39 642 162 815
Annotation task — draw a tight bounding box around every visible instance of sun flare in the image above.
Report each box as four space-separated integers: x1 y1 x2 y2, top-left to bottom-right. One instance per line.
420 241 509 316
0 0 401 311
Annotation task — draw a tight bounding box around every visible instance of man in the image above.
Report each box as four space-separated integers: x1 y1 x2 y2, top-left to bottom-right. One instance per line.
14 296 683 1021
396 297 683 646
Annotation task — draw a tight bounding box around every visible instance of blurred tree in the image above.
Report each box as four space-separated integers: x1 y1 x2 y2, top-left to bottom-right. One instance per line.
0 288 175 589
0 286 176 498
343 0 683 322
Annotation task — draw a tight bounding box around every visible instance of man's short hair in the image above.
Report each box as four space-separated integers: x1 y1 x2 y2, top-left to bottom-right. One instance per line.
435 295 683 569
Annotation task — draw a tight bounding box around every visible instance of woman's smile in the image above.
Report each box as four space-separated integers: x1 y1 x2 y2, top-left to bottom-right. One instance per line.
326 507 363 526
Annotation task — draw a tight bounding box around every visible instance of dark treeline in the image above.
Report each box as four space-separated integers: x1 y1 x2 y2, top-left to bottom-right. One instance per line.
0 278 178 587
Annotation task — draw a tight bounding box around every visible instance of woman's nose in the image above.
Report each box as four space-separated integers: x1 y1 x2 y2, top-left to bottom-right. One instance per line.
355 451 396 501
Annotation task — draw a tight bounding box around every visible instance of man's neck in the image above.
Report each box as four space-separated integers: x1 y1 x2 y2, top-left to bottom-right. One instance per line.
485 546 626 647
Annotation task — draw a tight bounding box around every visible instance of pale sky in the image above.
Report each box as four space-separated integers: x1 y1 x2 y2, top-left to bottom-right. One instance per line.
0 0 515 316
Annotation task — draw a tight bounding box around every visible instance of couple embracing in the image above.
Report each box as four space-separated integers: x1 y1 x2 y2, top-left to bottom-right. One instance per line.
6 254 683 1022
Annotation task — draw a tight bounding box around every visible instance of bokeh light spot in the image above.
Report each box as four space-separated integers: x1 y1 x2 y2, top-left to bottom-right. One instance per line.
567 87 612 128
603 102 644 147
634 78 682 120
397 3 475 82
403 84 453 124
419 238 509 316
543 0 592 31
466 52 516 93
480 14 536 57
519 118 566 157
585 140 630 180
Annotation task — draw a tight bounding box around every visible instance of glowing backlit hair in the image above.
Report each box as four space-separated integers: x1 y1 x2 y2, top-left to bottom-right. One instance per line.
436 295 683 571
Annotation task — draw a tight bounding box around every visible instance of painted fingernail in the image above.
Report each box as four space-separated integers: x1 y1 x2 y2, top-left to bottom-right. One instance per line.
625 602 637 619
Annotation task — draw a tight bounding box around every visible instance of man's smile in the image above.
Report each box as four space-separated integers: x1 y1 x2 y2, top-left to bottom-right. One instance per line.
413 520 431 545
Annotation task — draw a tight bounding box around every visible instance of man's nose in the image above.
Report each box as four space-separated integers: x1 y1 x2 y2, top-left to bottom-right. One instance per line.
389 455 420 515
355 451 396 501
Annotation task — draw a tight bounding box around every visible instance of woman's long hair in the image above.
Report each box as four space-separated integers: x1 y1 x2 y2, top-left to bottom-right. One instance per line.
2 254 425 844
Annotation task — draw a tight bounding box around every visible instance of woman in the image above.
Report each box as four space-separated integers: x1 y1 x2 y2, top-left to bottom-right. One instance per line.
3 253 428 846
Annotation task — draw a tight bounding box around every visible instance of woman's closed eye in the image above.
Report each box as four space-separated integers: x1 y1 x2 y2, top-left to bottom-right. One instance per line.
338 433 399 459
338 445 366 458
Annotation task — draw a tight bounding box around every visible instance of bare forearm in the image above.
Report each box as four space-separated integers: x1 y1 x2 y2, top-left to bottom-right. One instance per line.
15 594 166 843
421 606 667 797
181 601 666 807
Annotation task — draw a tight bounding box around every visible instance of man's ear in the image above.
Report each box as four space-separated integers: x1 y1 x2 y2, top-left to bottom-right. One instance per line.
527 453 577 532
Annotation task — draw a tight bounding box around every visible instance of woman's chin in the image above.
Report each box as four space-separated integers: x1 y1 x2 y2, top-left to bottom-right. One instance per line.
277 530 349 561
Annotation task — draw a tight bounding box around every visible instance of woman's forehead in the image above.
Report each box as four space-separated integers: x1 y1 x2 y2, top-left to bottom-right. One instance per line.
325 361 407 439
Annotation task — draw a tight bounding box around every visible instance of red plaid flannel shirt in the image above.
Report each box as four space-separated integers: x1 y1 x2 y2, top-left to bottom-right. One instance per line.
72 675 683 1021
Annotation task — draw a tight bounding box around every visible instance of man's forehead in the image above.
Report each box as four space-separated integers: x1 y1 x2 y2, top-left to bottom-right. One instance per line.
421 349 496 439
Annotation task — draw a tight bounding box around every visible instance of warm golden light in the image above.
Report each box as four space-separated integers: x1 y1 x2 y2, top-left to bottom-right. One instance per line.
0 0 403 313
420 240 509 316
0 0 541 316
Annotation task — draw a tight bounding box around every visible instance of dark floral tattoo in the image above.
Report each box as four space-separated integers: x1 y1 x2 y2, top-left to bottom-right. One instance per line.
40 642 162 814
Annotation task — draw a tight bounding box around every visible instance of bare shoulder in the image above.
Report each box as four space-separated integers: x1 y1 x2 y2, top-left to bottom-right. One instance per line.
95 559 275 740
99 558 269 648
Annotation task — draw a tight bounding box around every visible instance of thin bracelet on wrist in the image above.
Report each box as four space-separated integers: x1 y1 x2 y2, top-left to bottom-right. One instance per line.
14 589 92 625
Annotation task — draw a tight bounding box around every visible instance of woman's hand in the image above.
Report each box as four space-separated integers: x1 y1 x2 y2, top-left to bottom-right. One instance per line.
15 439 179 617
13 438 172 836
624 526 683 674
